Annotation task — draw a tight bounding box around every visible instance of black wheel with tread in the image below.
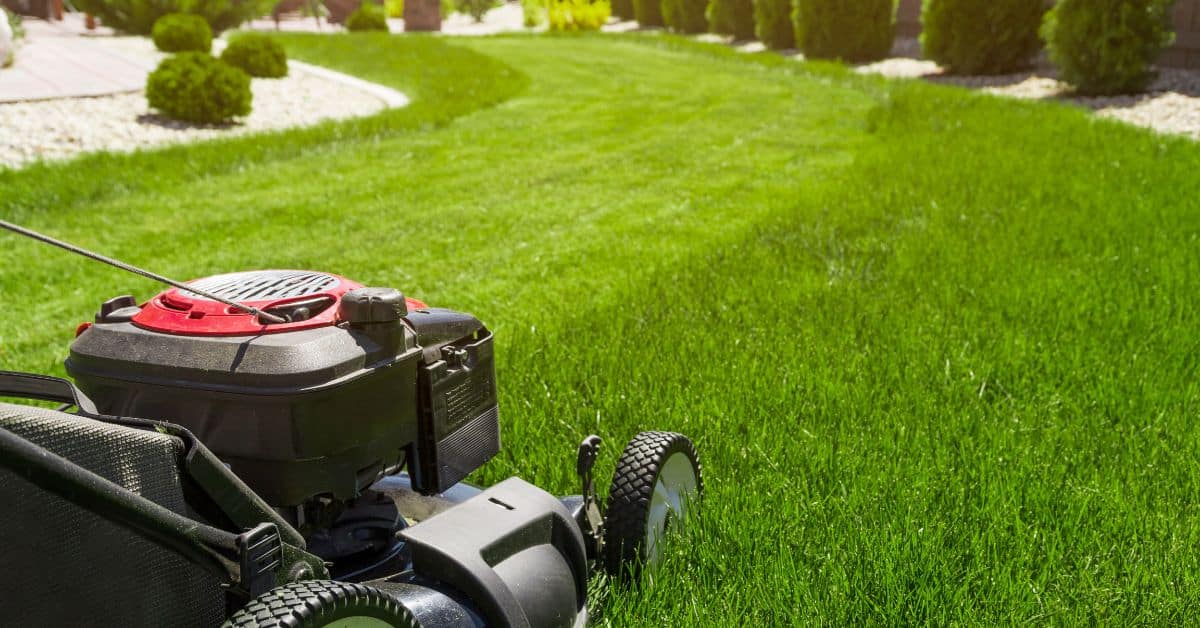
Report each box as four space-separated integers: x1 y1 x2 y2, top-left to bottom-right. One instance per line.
223 580 419 628
602 431 702 577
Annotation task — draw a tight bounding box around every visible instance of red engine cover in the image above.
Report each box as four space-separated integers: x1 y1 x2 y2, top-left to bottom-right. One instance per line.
131 270 426 336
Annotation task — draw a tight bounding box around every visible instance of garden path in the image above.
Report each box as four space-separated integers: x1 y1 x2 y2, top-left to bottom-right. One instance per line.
0 15 149 102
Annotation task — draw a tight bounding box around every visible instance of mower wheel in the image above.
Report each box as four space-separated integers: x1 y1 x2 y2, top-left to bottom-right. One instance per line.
602 431 702 577
223 580 419 628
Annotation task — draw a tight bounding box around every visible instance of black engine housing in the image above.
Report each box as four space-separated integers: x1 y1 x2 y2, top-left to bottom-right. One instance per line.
67 301 500 508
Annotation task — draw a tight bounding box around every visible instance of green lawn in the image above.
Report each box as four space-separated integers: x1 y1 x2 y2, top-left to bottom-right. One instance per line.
3 33 1200 624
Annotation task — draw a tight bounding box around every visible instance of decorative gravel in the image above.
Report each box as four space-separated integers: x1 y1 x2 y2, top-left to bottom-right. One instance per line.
0 37 393 169
857 38 1200 141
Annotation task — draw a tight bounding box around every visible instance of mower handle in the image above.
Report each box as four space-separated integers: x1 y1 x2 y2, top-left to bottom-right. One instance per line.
0 371 99 414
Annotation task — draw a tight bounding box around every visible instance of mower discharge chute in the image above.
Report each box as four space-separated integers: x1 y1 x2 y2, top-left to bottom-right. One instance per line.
0 222 703 628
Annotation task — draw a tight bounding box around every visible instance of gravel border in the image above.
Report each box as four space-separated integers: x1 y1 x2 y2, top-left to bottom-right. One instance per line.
857 37 1200 141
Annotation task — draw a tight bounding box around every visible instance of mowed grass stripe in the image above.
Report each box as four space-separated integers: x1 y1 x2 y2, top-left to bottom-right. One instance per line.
0 34 877 363
1 33 1199 623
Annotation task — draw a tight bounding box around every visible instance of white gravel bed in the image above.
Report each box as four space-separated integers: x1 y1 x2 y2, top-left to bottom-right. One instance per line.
857 38 1200 141
0 37 394 169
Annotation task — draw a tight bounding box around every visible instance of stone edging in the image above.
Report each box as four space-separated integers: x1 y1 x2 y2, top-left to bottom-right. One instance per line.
287 59 409 107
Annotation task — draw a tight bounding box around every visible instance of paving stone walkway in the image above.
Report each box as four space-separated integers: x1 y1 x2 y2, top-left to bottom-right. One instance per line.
0 37 153 102
0 15 149 102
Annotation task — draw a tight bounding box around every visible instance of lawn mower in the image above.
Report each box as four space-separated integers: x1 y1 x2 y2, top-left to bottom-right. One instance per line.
0 220 703 627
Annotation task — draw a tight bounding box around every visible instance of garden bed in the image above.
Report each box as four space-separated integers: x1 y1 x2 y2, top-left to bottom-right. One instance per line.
0 37 398 169
855 37 1200 141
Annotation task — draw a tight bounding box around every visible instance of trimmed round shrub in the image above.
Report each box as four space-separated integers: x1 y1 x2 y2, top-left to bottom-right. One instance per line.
793 0 893 62
221 33 288 78
921 0 1045 75
74 0 266 35
345 2 389 30
663 0 707 32
634 0 664 26
152 14 213 52
753 0 793 49
707 0 754 40
611 0 634 19
1042 0 1174 95
146 52 252 124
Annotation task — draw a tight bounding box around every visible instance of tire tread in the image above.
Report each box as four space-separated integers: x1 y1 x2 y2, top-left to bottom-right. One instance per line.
223 580 417 627
602 431 702 576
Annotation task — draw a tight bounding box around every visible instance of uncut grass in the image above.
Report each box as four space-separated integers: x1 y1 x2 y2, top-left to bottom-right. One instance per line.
2 33 1199 623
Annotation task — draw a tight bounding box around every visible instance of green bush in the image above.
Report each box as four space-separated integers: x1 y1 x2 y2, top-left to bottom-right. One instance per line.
74 0 267 34
220 33 287 78
146 52 252 124
663 0 706 32
384 0 403 16
522 0 544 25
548 0 610 29
3 8 21 68
151 14 213 52
345 1 389 29
1042 0 1174 95
921 0 1045 74
456 0 501 21
707 0 753 40
7 8 22 41
611 0 633 19
2 9 15 68
634 0 663 26
753 0 793 49
793 0 893 62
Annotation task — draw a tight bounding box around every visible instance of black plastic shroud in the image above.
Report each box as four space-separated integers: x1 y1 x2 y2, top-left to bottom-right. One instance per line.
66 305 501 507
